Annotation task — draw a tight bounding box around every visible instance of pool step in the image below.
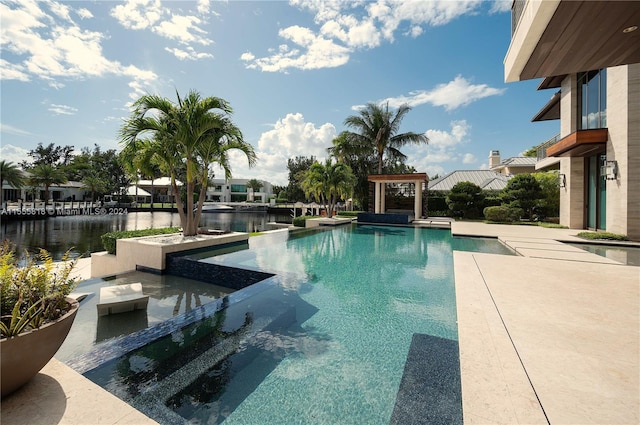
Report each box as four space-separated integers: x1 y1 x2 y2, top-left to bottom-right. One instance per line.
390 333 463 425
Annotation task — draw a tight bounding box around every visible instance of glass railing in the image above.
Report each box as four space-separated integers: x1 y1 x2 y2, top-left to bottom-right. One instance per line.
512 0 526 36
537 133 561 161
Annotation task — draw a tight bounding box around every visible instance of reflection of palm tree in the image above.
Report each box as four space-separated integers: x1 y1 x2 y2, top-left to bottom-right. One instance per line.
173 291 203 316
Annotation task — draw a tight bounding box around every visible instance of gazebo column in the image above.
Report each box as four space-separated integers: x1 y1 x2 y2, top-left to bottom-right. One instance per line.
414 180 422 219
374 182 381 213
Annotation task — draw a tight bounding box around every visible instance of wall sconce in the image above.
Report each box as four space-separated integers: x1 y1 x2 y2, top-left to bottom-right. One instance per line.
559 173 566 188
601 160 618 180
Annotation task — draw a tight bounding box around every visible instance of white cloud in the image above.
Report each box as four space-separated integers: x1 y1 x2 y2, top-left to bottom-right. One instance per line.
1 124 34 137
222 113 337 185
48 103 78 115
490 0 512 14
462 153 476 164
110 0 214 54
405 120 471 172
0 144 30 165
244 0 490 72
383 75 505 111
243 26 350 72
165 46 213 61
1 1 158 98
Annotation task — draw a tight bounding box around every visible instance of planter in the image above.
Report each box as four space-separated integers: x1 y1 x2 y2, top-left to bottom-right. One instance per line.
1 297 79 397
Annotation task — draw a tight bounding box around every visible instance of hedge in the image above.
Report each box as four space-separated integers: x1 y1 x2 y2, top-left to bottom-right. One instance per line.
101 227 181 254
483 206 523 223
292 216 320 227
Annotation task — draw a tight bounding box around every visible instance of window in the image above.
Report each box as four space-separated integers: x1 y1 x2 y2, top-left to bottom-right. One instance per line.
578 69 607 129
230 184 247 193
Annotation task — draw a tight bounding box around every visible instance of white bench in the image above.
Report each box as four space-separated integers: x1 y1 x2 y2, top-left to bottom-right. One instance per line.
97 283 149 316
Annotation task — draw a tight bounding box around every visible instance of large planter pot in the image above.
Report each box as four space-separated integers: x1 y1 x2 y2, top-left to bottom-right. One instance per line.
1 297 79 397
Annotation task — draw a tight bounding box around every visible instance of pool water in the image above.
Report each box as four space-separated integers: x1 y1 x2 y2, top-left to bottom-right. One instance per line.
81 225 512 424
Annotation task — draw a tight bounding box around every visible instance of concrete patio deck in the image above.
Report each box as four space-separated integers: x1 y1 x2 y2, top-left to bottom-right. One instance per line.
1 223 638 424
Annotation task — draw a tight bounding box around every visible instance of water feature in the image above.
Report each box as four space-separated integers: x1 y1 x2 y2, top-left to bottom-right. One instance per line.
1 211 291 260
74 225 490 424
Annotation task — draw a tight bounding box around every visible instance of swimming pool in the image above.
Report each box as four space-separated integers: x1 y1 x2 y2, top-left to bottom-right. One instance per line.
76 225 513 424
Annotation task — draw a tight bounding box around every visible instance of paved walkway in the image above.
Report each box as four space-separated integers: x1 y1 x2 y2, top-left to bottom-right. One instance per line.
452 222 639 424
2 223 638 424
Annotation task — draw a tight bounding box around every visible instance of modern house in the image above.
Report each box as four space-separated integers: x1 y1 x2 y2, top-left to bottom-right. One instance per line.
428 170 510 192
489 150 537 176
204 178 274 203
505 0 640 239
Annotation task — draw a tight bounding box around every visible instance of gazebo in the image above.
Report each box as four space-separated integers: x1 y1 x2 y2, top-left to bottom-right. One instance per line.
368 173 429 220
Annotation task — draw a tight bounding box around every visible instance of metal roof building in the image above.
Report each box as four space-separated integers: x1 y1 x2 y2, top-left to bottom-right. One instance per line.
428 170 510 191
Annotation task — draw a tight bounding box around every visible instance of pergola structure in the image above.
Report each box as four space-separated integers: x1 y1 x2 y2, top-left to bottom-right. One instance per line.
368 173 428 220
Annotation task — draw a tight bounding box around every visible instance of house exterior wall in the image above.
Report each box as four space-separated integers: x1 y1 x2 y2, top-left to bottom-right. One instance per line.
558 74 585 229
556 65 639 239
607 64 640 239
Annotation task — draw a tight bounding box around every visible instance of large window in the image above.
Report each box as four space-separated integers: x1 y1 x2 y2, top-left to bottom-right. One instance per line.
230 184 247 193
578 69 607 129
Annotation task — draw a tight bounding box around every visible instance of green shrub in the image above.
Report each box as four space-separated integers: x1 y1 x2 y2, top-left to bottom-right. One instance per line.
483 206 522 223
292 216 321 227
427 210 451 217
576 231 628 241
101 227 181 254
336 211 361 217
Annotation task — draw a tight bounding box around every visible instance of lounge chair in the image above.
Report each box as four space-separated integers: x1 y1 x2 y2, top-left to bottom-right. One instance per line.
96 282 149 316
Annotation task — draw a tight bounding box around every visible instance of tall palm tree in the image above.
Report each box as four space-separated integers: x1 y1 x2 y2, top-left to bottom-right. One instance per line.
81 174 107 202
301 159 355 217
246 178 263 202
120 90 256 236
343 102 428 174
27 164 67 204
0 161 25 206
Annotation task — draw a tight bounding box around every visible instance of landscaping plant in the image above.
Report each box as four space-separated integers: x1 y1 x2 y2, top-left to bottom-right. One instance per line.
0 241 79 338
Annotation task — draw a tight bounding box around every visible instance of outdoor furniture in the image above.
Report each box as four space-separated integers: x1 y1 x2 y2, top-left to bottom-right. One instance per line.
96 283 149 316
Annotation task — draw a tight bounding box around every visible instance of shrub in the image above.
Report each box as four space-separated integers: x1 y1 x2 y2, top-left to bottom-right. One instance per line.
1 241 79 337
427 210 451 217
292 216 320 227
576 231 628 241
446 182 485 219
336 211 361 217
483 206 522 223
501 174 543 220
101 227 181 254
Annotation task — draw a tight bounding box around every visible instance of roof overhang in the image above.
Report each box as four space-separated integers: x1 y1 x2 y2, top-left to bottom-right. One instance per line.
546 129 608 157
368 173 428 183
532 90 561 122
505 1 640 82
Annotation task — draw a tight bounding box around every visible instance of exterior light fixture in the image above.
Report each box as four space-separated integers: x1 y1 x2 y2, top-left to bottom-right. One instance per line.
559 173 566 188
622 25 638 33
601 160 619 180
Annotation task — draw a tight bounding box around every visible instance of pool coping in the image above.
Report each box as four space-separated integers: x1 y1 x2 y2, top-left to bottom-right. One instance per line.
2 223 638 424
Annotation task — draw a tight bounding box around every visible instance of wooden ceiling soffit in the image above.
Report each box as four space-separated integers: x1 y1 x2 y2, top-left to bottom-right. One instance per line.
368 173 428 183
532 91 561 122
521 1 640 80
546 129 608 157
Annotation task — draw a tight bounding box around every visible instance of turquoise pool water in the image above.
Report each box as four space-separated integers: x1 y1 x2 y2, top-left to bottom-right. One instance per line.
82 225 513 424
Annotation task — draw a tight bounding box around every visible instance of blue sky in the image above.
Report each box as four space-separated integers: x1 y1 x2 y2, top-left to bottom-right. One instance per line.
1 0 559 185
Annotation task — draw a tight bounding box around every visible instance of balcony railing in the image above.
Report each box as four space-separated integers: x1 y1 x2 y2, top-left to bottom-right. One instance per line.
537 133 561 161
511 0 526 36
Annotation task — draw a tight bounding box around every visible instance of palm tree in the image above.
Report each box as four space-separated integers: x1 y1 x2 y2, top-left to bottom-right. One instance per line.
246 178 263 202
81 174 107 202
120 90 256 236
343 102 428 174
0 161 25 206
301 159 355 217
28 164 67 205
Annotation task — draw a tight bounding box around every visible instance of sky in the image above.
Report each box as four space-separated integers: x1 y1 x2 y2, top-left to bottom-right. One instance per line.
0 0 560 186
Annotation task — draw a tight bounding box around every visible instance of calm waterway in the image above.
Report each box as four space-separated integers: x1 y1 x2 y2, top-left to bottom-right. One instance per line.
1 211 291 260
